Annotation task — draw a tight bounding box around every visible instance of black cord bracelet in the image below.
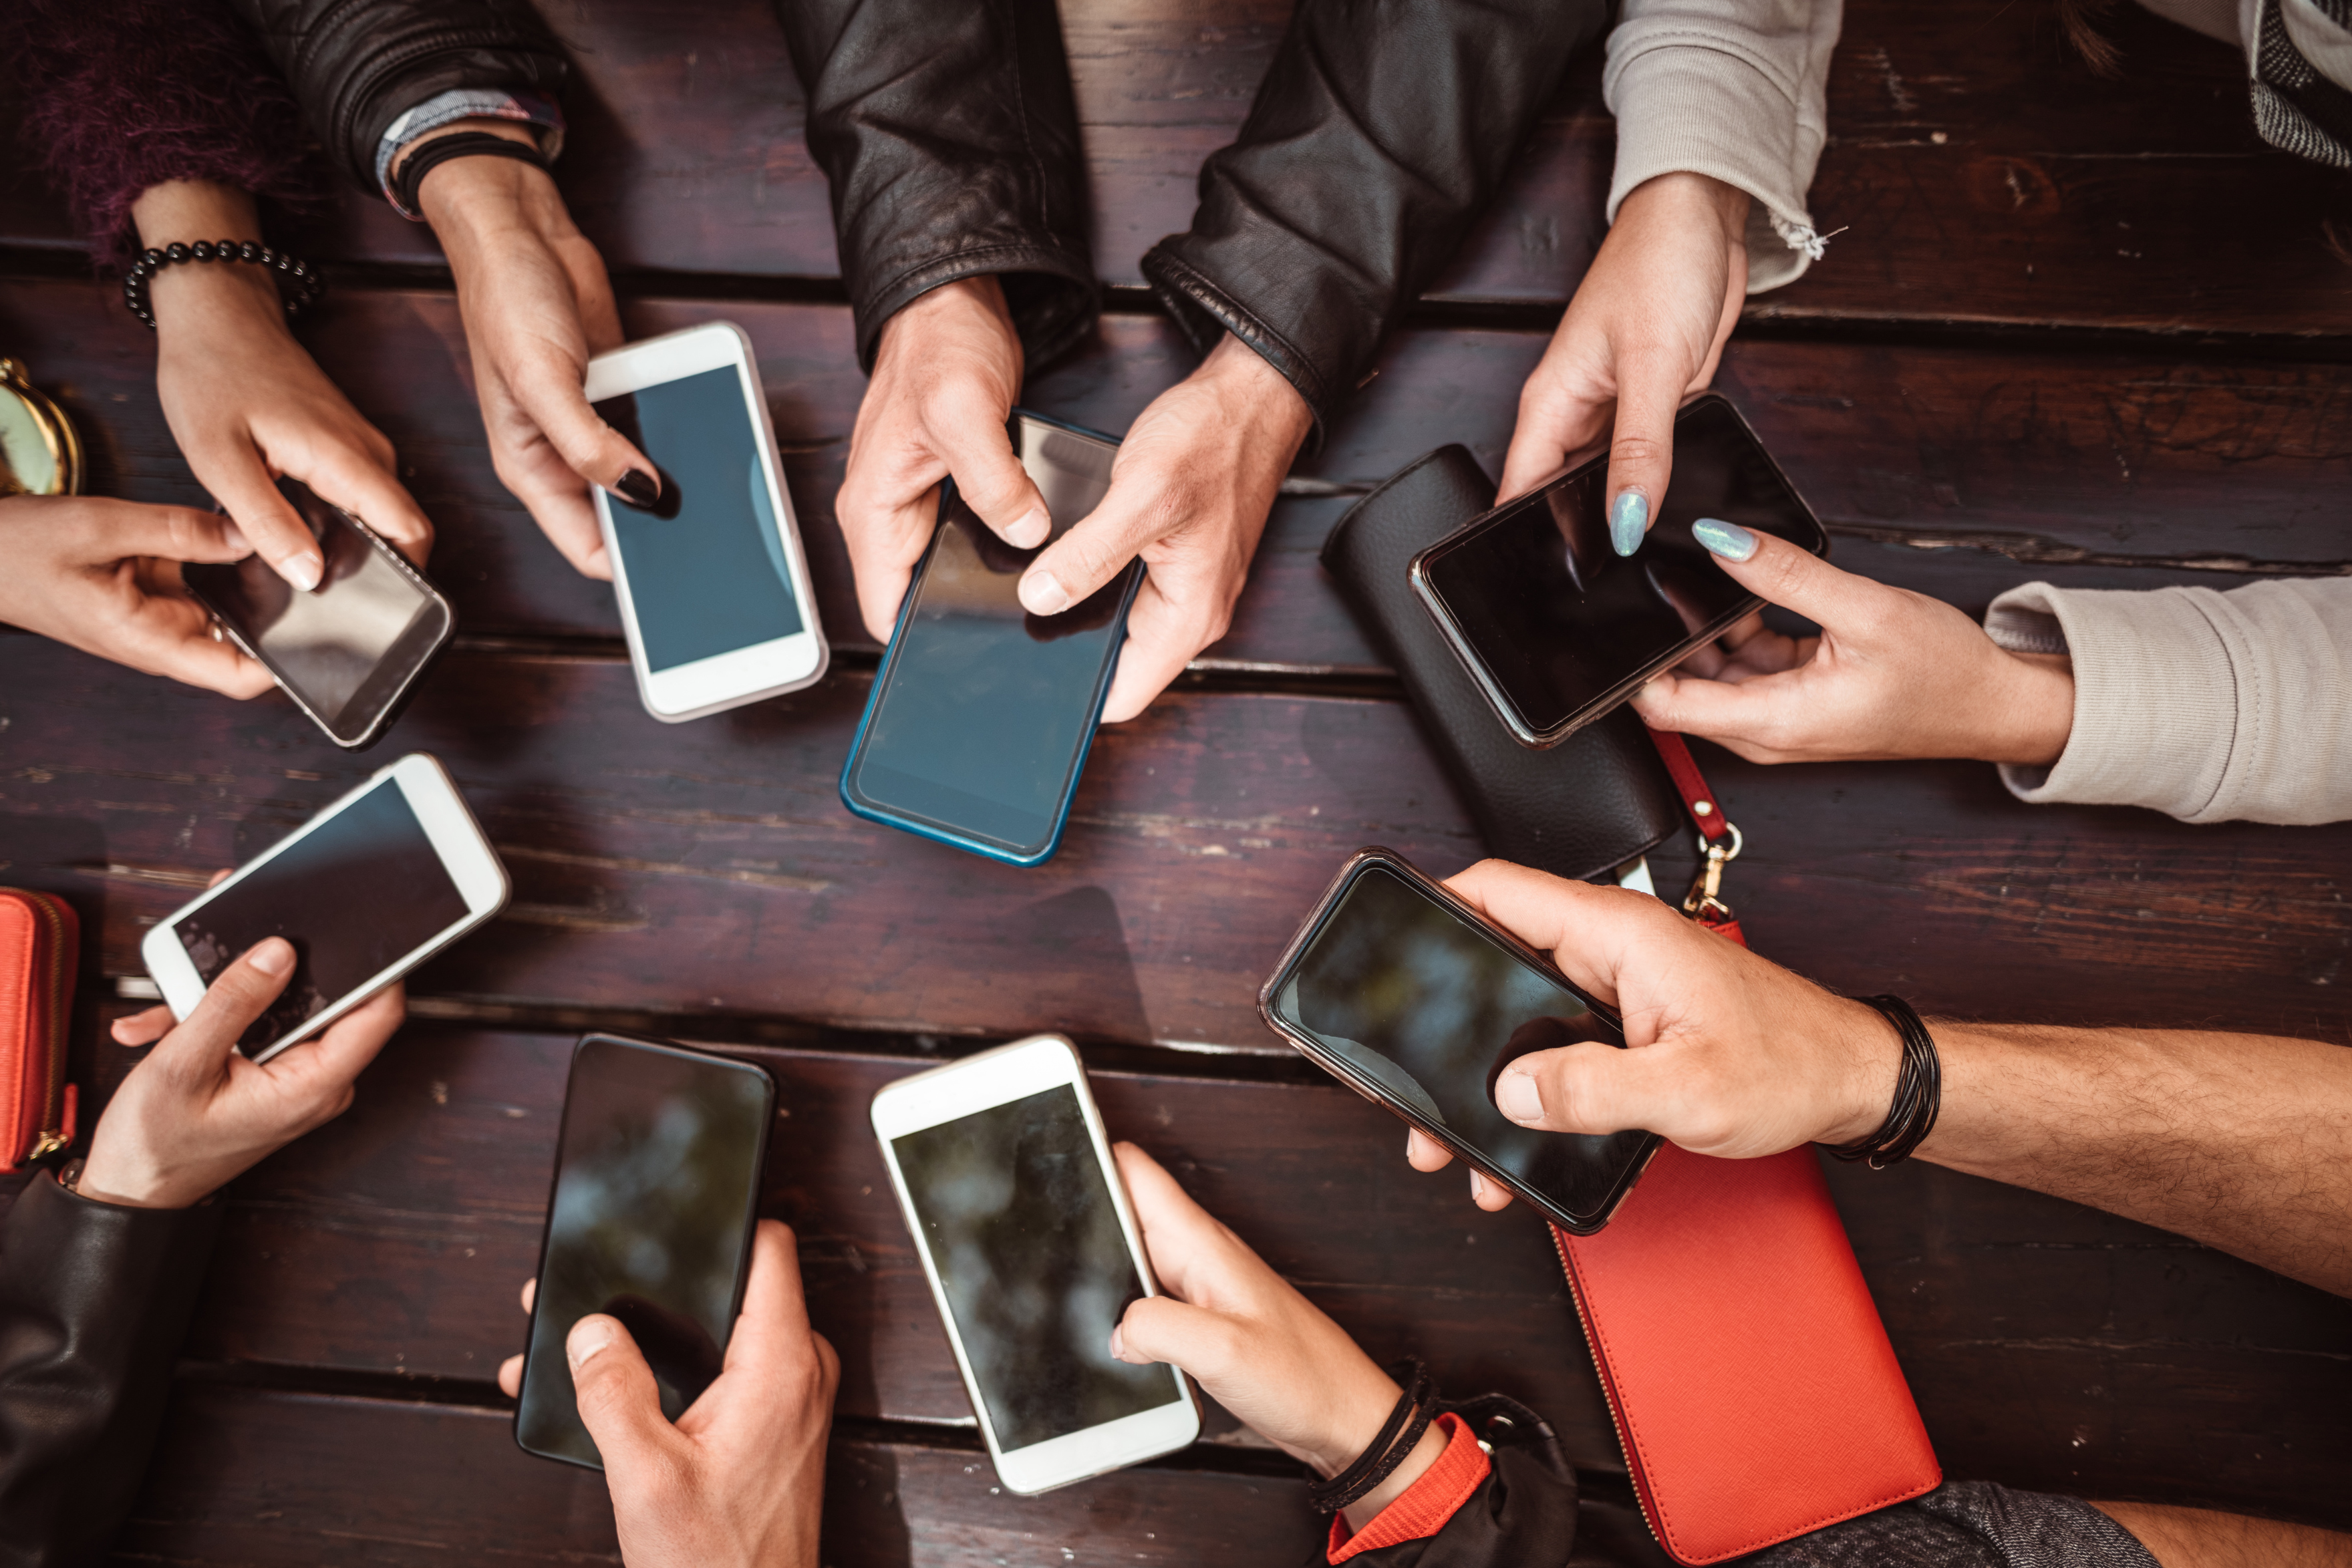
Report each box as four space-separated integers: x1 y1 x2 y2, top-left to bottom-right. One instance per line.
1306 1358 1439 1515
122 240 323 331
1825 993 1942 1169
392 130 550 216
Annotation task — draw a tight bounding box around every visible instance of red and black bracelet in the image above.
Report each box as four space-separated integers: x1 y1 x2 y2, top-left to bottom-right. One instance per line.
122 240 323 331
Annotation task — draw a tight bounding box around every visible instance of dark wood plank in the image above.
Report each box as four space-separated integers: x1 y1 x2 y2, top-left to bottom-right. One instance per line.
149 1024 2352 1524
5 635 2349 1046
3 277 2343 676
8 2 2347 335
116 1383 1670 1567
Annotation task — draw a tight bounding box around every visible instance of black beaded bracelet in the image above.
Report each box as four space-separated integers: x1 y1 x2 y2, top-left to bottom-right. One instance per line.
1305 1358 1439 1515
122 239 323 330
391 130 550 216
1825 993 1942 1169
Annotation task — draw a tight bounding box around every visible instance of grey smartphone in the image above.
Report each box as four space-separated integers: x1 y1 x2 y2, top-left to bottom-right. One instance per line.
1409 394 1829 748
184 476 453 750
1259 848 1660 1235
514 1034 774 1470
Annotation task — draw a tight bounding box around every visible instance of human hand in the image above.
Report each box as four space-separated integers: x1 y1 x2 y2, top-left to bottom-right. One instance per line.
1626 523 2076 765
494 1221 839 1568
1107 1143 1444 1529
1402 860 1898 1215
835 275 1052 639
133 181 434 585
1499 172 1749 552
1016 335 1312 720
77 934 404 1209
0 494 273 697
412 122 655 581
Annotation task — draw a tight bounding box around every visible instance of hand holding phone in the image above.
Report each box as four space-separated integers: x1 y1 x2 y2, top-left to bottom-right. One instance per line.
1107 1143 1448 1527
79 937 404 1209
498 1221 838 1567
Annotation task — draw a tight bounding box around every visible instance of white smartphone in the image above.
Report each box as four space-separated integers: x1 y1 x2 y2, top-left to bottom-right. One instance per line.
584 321 828 722
871 1035 1201 1493
140 753 509 1064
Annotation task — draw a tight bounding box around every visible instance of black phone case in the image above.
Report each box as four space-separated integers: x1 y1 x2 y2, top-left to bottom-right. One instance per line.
1321 446 1684 882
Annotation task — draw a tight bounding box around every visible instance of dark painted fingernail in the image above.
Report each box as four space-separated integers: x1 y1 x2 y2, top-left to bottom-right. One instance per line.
1608 490 1648 557
613 470 659 509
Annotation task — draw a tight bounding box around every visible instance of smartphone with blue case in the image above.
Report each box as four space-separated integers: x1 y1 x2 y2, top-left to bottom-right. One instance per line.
840 410 1140 866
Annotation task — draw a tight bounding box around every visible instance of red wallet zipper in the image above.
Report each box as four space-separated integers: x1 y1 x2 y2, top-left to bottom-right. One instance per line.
22 894 73 1160
1550 1223 1676 1559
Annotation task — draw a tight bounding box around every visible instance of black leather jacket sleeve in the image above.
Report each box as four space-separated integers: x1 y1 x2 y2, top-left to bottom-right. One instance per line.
776 0 1098 374
1323 1396 1583 1568
223 0 569 194
0 1174 222 1568
1144 0 1608 435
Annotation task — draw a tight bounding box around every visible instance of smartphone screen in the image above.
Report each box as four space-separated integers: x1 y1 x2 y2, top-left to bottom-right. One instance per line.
517 1036 772 1469
1265 861 1656 1229
171 774 468 1051
593 366 806 672
842 415 1139 862
1419 397 1827 738
889 1083 1179 1452
184 478 449 745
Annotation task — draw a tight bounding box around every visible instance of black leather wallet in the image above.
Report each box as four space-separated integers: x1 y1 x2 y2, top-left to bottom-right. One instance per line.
1322 446 1684 882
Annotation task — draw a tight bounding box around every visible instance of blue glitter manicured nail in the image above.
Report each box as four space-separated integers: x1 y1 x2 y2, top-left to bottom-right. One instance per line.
1691 517 1758 561
1608 490 1648 557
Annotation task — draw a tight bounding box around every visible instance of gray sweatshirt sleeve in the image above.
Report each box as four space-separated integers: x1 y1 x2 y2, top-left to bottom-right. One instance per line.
1602 0 1842 293
1983 578 2352 825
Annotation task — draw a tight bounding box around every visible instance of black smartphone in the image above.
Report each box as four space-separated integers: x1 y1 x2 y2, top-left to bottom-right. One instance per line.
839 410 1142 867
514 1034 775 1470
184 476 454 749
1409 393 1829 748
1258 848 1660 1235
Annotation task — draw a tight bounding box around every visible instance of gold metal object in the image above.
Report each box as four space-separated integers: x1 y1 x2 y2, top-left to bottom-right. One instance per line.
0 357 84 497
1682 822 1745 919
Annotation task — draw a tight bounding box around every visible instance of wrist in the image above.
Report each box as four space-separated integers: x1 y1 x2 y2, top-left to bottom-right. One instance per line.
1819 993 1908 1148
1976 651 2075 766
1199 333 1314 445
71 1152 190 1210
1622 170 1751 245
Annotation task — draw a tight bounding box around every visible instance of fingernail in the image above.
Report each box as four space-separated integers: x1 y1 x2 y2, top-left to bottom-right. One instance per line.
1469 1169 1490 1198
568 1315 616 1369
613 470 659 509
1006 507 1050 549
220 522 251 554
1109 1325 1127 1361
248 937 295 976
1691 517 1758 562
1019 569 1070 616
1635 678 1667 706
1609 490 1648 557
281 554 322 592
1495 1071 1545 1124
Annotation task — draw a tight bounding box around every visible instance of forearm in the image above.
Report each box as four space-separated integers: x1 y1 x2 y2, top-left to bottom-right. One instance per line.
1920 1022 2352 1297
2093 1502 2352 1567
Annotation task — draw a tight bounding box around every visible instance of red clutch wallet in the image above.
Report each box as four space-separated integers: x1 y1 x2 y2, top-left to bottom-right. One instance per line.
1 888 80 1171
1552 732 1940 1563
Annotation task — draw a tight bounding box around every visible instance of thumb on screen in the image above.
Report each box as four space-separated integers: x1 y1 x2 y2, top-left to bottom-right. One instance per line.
567 1314 680 1470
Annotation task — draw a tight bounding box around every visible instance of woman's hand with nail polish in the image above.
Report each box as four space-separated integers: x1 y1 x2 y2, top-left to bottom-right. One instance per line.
415 128 657 581
1107 1144 1446 1531
0 495 276 698
834 276 1054 639
134 181 435 585
1400 862 1900 1198
1017 333 1313 722
511 1221 839 1568
76 937 404 1209
1497 172 1751 551
1630 525 2077 765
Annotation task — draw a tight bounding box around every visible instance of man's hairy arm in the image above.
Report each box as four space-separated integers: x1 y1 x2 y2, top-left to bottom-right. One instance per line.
1925 1023 2352 1297
2093 1501 2352 1567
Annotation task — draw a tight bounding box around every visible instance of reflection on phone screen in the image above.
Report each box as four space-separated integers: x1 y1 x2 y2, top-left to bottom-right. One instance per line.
847 420 1135 856
186 480 442 738
1421 398 1824 735
517 1039 770 1468
1268 865 1654 1224
594 367 805 672
892 1084 1177 1450
173 776 466 1050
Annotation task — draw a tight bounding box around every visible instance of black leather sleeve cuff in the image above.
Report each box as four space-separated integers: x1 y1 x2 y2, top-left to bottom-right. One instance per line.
1141 230 1363 444
857 244 1099 377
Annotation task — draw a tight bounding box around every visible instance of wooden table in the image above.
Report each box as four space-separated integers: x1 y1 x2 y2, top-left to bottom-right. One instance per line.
4 2 2349 1561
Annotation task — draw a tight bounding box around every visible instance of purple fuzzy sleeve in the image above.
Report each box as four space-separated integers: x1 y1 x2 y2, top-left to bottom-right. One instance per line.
1 0 321 269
